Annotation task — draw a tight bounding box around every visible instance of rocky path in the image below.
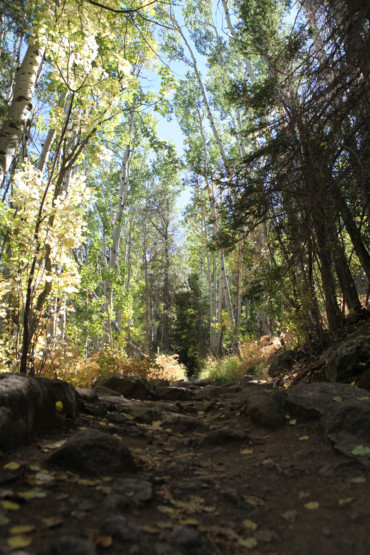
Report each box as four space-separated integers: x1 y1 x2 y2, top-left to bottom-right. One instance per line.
1 374 370 555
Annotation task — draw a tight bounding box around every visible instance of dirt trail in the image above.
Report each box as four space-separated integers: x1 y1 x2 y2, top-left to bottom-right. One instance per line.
1 380 369 555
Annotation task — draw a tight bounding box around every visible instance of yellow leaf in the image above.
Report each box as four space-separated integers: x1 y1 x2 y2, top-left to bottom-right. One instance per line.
7 536 32 549
3 462 20 470
242 519 258 531
238 537 258 549
10 525 36 535
304 501 319 510
298 435 309 441
78 478 99 486
18 489 47 500
338 498 353 506
157 505 176 514
240 448 253 455
55 401 63 413
123 413 134 420
332 396 342 402
152 420 162 428
298 491 309 499
179 519 199 526
1 500 20 510
42 515 64 528
138 525 160 534
289 419 297 425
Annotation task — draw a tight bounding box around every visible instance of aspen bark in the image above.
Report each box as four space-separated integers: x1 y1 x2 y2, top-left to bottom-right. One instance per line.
0 40 45 182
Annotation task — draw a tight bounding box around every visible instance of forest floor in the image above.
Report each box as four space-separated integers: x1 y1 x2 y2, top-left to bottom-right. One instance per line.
1 378 370 555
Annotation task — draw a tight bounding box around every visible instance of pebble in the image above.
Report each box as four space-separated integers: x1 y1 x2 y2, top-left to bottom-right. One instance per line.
100 515 142 543
43 537 98 555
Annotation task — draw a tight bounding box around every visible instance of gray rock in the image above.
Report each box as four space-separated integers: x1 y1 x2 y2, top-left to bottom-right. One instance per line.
154 544 182 555
240 387 285 428
38 378 79 418
93 385 124 397
47 429 136 476
193 385 222 400
162 413 206 432
42 537 97 555
100 516 142 543
357 369 370 391
113 477 153 504
268 350 295 378
76 388 99 403
93 374 154 400
155 386 192 401
286 382 370 418
0 374 57 450
321 400 370 465
168 525 201 547
324 322 370 382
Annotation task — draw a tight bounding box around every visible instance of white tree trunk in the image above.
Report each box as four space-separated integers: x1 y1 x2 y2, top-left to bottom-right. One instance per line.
0 40 45 182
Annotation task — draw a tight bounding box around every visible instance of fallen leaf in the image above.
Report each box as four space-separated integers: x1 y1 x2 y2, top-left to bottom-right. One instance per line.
3 462 20 470
243 495 265 506
78 478 99 486
179 518 199 526
289 419 297 425
9 525 36 535
332 396 342 402
238 537 258 549
122 413 134 420
55 401 63 413
138 525 160 534
1 500 20 510
281 509 297 522
351 445 370 456
42 515 64 528
298 491 310 499
35 471 54 482
152 420 162 428
242 519 257 531
6 536 32 549
298 435 309 441
89 533 113 548
338 498 353 506
304 501 319 510
157 505 176 514
240 448 253 455
349 477 366 484
18 489 47 500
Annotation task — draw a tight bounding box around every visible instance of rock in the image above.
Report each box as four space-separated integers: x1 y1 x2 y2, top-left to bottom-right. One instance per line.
286 383 370 418
0 374 57 450
154 544 182 555
93 385 124 397
76 388 99 403
268 350 295 378
47 429 136 476
168 525 202 548
324 321 370 382
193 385 222 400
38 377 79 418
321 400 370 465
93 374 154 400
195 427 247 447
112 478 153 504
162 413 206 432
240 387 285 428
131 406 163 424
155 386 192 401
42 537 97 555
357 369 370 391
100 516 142 543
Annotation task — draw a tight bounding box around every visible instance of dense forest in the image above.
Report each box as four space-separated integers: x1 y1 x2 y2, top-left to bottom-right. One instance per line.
0 0 369 380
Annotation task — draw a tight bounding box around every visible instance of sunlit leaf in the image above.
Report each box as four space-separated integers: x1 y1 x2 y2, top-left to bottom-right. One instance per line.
3 462 20 470
242 519 258 530
18 490 47 500
338 498 353 505
240 448 253 455
10 525 36 535
1 500 20 510
351 445 370 456
304 501 319 509
298 435 309 441
55 401 63 413
6 535 32 548
238 537 258 549
42 515 64 528
332 396 342 402
349 477 366 484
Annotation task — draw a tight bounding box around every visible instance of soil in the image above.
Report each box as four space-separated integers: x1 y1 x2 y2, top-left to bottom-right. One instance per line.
1 381 370 555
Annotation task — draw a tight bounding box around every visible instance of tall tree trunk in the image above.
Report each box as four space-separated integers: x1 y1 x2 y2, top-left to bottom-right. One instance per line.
0 40 45 182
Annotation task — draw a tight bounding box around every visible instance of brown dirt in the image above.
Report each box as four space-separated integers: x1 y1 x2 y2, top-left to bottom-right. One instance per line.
1 384 370 555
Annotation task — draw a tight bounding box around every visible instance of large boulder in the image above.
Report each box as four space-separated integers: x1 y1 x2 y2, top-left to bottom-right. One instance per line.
321 400 370 466
286 382 370 418
0 373 77 450
92 374 154 400
240 386 285 428
47 429 136 476
324 321 370 382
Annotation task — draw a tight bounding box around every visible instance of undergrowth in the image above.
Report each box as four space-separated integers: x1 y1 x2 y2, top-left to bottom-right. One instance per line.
37 346 187 388
199 336 282 384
